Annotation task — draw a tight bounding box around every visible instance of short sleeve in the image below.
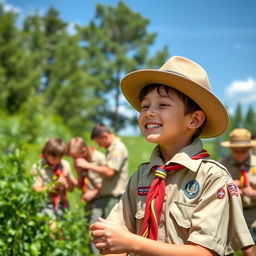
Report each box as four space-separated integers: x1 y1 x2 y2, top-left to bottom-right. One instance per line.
107 149 125 172
188 167 254 255
30 162 44 188
61 159 74 178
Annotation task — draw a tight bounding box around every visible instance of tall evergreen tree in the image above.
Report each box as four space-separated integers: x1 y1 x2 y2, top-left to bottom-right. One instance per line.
230 103 243 130
78 1 169 131
0 5 35 113
244 105 255 132
45 32 100 133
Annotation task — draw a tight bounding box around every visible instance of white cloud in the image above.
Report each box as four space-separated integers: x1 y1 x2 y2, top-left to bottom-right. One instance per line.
226 77 256 98
3 2 21 14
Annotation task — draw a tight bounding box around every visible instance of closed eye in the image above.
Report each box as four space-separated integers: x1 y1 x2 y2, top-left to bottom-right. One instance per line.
159 103 171 107
141 104 149 109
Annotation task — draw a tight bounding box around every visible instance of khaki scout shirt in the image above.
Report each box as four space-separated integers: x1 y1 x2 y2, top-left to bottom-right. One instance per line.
220 154 256 227
107 139 254 256
31 158 73 203
87 149 106 191
99 137 128 197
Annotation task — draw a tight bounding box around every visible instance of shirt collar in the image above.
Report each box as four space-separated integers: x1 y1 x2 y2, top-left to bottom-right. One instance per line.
144 138 205 177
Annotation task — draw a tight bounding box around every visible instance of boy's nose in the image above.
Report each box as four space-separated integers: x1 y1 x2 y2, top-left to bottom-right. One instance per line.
145 106 156 117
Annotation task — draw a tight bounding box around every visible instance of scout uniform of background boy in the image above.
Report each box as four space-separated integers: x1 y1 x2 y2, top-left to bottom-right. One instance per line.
220 128 256 256
90 56 254 256
67 136 106 255
67 136 106 202
31 138 75 221
74 124 128 220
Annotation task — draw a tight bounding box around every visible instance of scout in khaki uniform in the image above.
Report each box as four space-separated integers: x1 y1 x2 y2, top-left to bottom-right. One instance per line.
67 136 106 202
67 136 106 255
220 128 256 256
31 138 75 222
90 56 254 256
74 123 129 218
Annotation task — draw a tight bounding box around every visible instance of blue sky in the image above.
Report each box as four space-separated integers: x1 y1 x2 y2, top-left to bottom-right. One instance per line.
3 0 256 120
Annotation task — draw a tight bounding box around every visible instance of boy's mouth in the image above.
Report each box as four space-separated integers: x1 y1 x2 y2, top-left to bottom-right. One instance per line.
145 123 162 129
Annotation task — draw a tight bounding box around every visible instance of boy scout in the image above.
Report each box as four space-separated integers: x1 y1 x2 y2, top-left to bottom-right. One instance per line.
74 124 128 219
220 128 256 256
31 138 75 220
90 56 254 256
67 136 106 202
67 136 106 255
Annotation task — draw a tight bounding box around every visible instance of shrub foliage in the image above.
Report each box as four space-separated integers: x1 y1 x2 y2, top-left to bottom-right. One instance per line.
0 149 92 255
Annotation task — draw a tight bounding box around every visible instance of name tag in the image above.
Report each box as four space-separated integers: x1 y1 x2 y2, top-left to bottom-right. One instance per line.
138 186 150 196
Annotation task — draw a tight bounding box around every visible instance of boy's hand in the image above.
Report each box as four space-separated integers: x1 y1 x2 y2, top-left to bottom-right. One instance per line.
57 175 68 188
90 217 131 254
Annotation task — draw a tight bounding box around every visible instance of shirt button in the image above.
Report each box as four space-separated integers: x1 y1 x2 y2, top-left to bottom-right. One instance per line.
159 220 164 228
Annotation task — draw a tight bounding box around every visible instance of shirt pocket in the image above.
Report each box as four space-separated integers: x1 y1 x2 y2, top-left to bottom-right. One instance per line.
169 201 195 229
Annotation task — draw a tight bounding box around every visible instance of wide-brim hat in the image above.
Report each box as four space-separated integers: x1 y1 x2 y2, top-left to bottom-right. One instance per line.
121 56 229 138
221 128 256 148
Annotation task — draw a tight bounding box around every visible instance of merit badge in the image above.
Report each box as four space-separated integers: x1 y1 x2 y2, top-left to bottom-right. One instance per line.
216 188 225 199
227 183 238 197
138 186 150 196
184 180 200 199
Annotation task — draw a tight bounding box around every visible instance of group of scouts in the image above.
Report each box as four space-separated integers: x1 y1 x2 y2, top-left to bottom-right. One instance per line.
31 123 128 255
31 56 256 256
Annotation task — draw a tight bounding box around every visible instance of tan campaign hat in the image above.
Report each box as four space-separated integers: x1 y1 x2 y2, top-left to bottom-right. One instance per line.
120 56 229 138
221 128 256 148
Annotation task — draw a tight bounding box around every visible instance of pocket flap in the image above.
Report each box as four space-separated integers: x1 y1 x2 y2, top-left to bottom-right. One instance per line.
170 202 195 228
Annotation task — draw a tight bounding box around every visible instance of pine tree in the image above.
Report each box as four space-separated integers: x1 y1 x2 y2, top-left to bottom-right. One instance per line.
78 1 169 131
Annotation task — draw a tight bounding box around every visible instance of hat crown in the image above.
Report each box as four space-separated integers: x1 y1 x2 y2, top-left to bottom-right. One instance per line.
159 56 211 91
230 128 252 142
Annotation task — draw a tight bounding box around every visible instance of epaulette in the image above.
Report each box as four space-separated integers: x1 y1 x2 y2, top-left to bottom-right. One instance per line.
137 162 150 168
202 158 229 172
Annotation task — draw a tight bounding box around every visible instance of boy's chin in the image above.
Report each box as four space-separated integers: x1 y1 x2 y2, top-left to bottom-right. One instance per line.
145 133 160 143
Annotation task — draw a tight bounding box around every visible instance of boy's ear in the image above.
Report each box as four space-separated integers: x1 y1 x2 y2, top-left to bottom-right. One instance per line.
188 110 206 129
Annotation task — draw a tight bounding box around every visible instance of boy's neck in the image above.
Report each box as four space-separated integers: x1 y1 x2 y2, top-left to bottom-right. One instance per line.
159 138 193 162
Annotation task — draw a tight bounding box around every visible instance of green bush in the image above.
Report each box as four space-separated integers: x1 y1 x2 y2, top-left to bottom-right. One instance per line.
0 149 92 256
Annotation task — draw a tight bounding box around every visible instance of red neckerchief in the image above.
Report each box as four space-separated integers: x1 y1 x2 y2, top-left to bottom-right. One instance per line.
141 149 209 240
44 160 68 209
238 164 249 188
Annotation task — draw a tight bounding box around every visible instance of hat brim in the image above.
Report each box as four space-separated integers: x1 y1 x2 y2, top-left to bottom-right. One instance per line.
121 69 229 138
221 141 256 148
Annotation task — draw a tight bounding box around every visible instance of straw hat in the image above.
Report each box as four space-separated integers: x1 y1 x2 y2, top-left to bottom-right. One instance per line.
120 56 229 138
221 128 256 148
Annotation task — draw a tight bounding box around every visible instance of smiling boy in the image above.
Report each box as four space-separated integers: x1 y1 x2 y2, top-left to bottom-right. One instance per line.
90 56 254 256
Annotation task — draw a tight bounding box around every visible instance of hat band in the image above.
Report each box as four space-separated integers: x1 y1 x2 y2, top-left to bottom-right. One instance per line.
230 139 251 145
164 70 189 79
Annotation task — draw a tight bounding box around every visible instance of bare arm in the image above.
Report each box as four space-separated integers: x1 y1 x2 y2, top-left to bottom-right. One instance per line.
75 158 116 178
91 218 216 256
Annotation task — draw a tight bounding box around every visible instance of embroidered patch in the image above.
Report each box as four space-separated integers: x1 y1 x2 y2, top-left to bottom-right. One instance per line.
227 183 238 197
184 180 200 199
138 186 150 196
216 188 225 199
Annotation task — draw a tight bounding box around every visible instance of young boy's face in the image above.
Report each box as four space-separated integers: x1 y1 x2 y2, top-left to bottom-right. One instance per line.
231 147 250 164
45 154 61 166
138 87 191 146
93 134 110 149
69 147 86 159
